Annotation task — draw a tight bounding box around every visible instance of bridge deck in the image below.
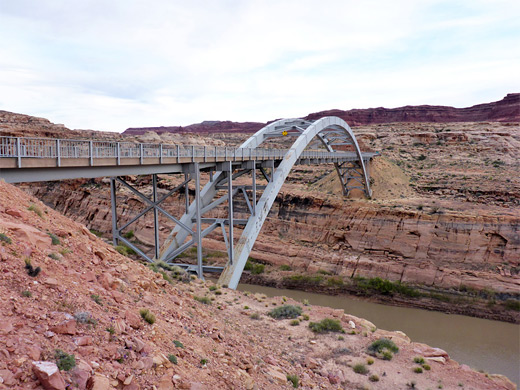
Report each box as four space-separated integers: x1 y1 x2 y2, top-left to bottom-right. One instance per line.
0 135 376 183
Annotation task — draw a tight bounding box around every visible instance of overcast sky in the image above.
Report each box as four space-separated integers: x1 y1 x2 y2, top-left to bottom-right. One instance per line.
1 0 519 132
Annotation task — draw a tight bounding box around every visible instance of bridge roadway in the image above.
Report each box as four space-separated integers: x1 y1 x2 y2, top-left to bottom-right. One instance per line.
0 116 377 288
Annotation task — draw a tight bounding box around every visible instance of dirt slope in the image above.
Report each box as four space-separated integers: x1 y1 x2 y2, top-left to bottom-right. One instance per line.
0 183 516 389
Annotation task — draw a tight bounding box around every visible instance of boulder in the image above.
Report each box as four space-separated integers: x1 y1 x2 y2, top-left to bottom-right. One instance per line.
32 361 66 390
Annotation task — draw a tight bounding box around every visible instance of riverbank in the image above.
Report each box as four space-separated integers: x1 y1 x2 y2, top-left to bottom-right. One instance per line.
240 271 520 324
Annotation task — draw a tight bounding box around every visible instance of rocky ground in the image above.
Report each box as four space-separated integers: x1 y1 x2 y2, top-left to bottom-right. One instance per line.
0 181 517 390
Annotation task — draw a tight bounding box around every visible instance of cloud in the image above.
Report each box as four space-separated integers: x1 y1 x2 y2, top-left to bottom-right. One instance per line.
0 0 518 131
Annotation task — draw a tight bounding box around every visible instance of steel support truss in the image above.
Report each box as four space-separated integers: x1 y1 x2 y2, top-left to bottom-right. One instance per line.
108 117 371 289
153 116 372 289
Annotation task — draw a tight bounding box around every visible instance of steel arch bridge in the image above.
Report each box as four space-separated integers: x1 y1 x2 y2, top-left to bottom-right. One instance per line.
0 116 375 289
157 116 373 288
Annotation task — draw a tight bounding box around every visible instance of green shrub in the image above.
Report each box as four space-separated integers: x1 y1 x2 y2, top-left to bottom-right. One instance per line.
90 294 103 305
168 354 178 364
173 340 184 348
123 230 134 239
353 363 368 374
106 326 115 335
194 296 211 305
55 349 76 371
327 277 344 287
48 233 60 245
21 290 32 297
369 374 380 382
286 374 299 388
89 229 103 237
0 233 12 244
367 358 374 365
48 253 60 260
414 367 423 373
422 364 431 370
504 299 520 311
309 318 344 333
28 204 43 218
208 285 218 291
280 265 291 271
302 314 309 321
290 319 300 326
284 274 324 286
251 263 265 274
268 305 302 319
59 248 72 256
250 313 260 320
200 358 208 366
368 338 399 360
413 356 425 364
139 309 156 324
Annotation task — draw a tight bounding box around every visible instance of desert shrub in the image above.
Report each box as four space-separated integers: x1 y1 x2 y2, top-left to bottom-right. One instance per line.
268 305 302 319
250 313 260 320
194 296 211 305
290 319 300 326
123 230 134 239
368 338 399 360
48 233 60 245
59 248 72 256
280 265 291 271
417 154 427 161
106 326 115 335
48 253 60 260
0 233 12 244
367 358 374 365
286 374 299 388
327 277 344 287
302 314 309 321
168 354 178 364
413 356 425 364
28 204 43 218
369 374 380 382
21 290 32 297
139 309 156 324
422 364 431 370
89 229 103 237
55 350 76 371
173 340 184 348
208 285 218 291
309 318 344 333
284 274 324 286
251 263 265 274
414 367 423 373
74 311 97 326
200 358 208 366
353 363 368 374
90 294 103 305
24 258 41 277
504 299 520 311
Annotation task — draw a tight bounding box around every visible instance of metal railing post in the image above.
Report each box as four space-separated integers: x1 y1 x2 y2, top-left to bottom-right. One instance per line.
160 144 163 164
192 145 195 162
89 141 93 166
56 139 61 167
177 145 180 163
116 142 120 165
15 137 21 168
140 144 144 164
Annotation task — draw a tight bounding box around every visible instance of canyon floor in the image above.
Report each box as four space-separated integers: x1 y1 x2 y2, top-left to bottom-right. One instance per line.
0 180 517 390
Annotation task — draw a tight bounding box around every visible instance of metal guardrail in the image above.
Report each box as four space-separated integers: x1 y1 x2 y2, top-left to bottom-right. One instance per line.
0 135 370 167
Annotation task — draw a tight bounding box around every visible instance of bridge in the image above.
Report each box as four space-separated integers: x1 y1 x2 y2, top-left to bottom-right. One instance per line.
0 117 376 289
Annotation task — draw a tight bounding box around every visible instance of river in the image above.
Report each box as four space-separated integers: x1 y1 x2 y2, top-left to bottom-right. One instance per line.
237 283 520 386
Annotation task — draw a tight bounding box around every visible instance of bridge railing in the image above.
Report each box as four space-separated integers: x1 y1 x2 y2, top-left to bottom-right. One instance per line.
0 135 369 163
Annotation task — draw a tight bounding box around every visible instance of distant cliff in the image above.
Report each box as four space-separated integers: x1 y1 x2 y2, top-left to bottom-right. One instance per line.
123 93 520 135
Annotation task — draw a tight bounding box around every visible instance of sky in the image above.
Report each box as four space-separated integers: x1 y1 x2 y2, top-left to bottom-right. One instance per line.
0 0 519 132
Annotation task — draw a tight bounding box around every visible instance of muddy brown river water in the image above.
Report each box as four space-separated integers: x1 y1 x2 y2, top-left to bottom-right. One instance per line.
237 283 520 386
